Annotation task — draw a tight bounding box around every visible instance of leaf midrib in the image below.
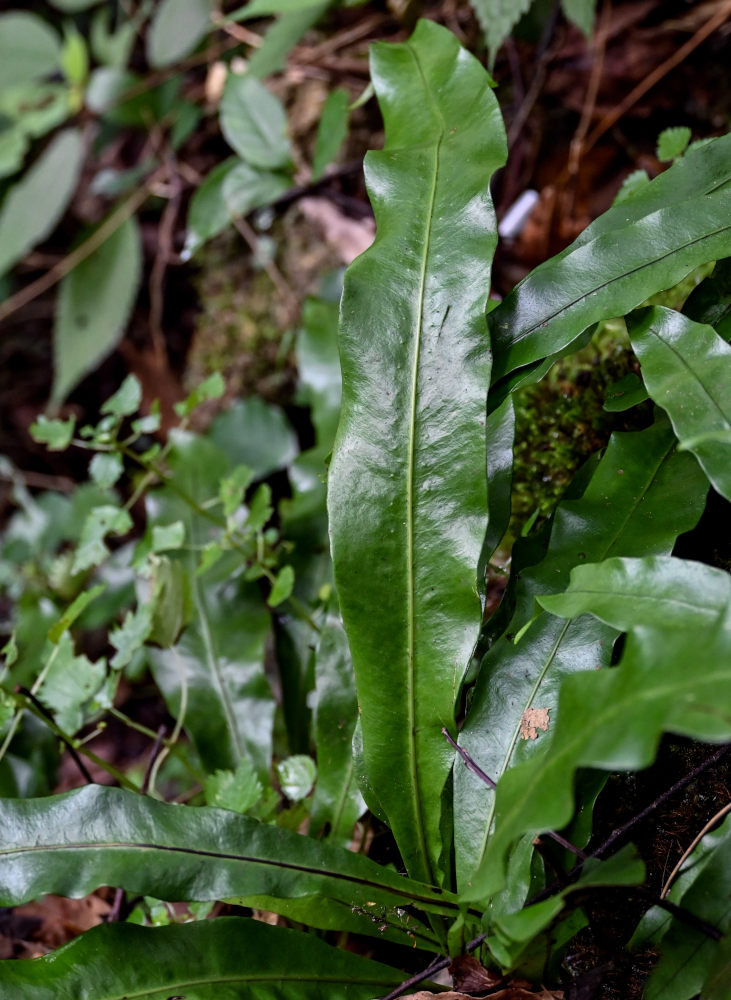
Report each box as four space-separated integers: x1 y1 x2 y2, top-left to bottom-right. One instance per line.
0 840 457 913
496 217 731 352
402 40 446 884
485 663 731 887
645 323 730 426
474 437 675 867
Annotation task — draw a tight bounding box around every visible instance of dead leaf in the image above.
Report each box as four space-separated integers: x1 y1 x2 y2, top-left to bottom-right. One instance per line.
401 993 473 999
450 954 504 992
520 707 550 740
298 197 375 264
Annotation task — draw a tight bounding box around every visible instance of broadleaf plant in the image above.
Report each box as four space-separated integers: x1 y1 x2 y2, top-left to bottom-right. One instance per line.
1 17 731 999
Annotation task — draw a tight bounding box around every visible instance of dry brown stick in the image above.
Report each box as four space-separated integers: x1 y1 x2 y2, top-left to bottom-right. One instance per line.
295 12 387 63
566 0 611 185
662 798 731 899
148 162 182 367
580 0 731 161
0 171 164 325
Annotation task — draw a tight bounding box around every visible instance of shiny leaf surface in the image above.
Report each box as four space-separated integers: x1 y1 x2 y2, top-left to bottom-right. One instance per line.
328 19 506 882
0 917 402 998
538 555 731 631
629 306 731 501
463 611 731 904
489 185 731 382
455 419 708 888
0 784 462 917
309 615 365 845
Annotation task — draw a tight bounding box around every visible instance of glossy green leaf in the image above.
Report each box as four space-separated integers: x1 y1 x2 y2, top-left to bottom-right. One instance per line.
489 189 731 382
221 74 292 169
328 19 507 883
455 419 708 889
310 616 365 845
0 129 83 277
602 372 648 412
148 555 193 648
146 0 211 68
480 395 515 574
146 433 274 776
210 397 298 479
628 817 731 1000
703 930 731 1000
538 556 731 631
296 296 342 449
229 892 439 948
470 0 532 67
642 816 731 1000
148 561 273 777
0 13 61 92
0 784 462 918
312 88 349 180
0 917 403 998
628 306 731 502
52 216 142 403
684 257 731 339
463 608 731 905
497 846 643 947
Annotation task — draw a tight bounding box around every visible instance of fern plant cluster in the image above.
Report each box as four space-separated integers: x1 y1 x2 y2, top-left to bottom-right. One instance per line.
0 16 730 1000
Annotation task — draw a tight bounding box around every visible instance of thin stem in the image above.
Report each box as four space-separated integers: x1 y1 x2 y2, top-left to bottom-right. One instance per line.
661 799 731 899
147 648 187 796
379 932 487 1000
0 640 63 766
595 745 730 862
442 727 586 859
17 686 94 785
15 694 140 792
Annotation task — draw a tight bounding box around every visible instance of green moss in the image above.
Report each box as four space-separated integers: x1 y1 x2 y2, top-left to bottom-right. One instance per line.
510 336 650 537
188 233 297 405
